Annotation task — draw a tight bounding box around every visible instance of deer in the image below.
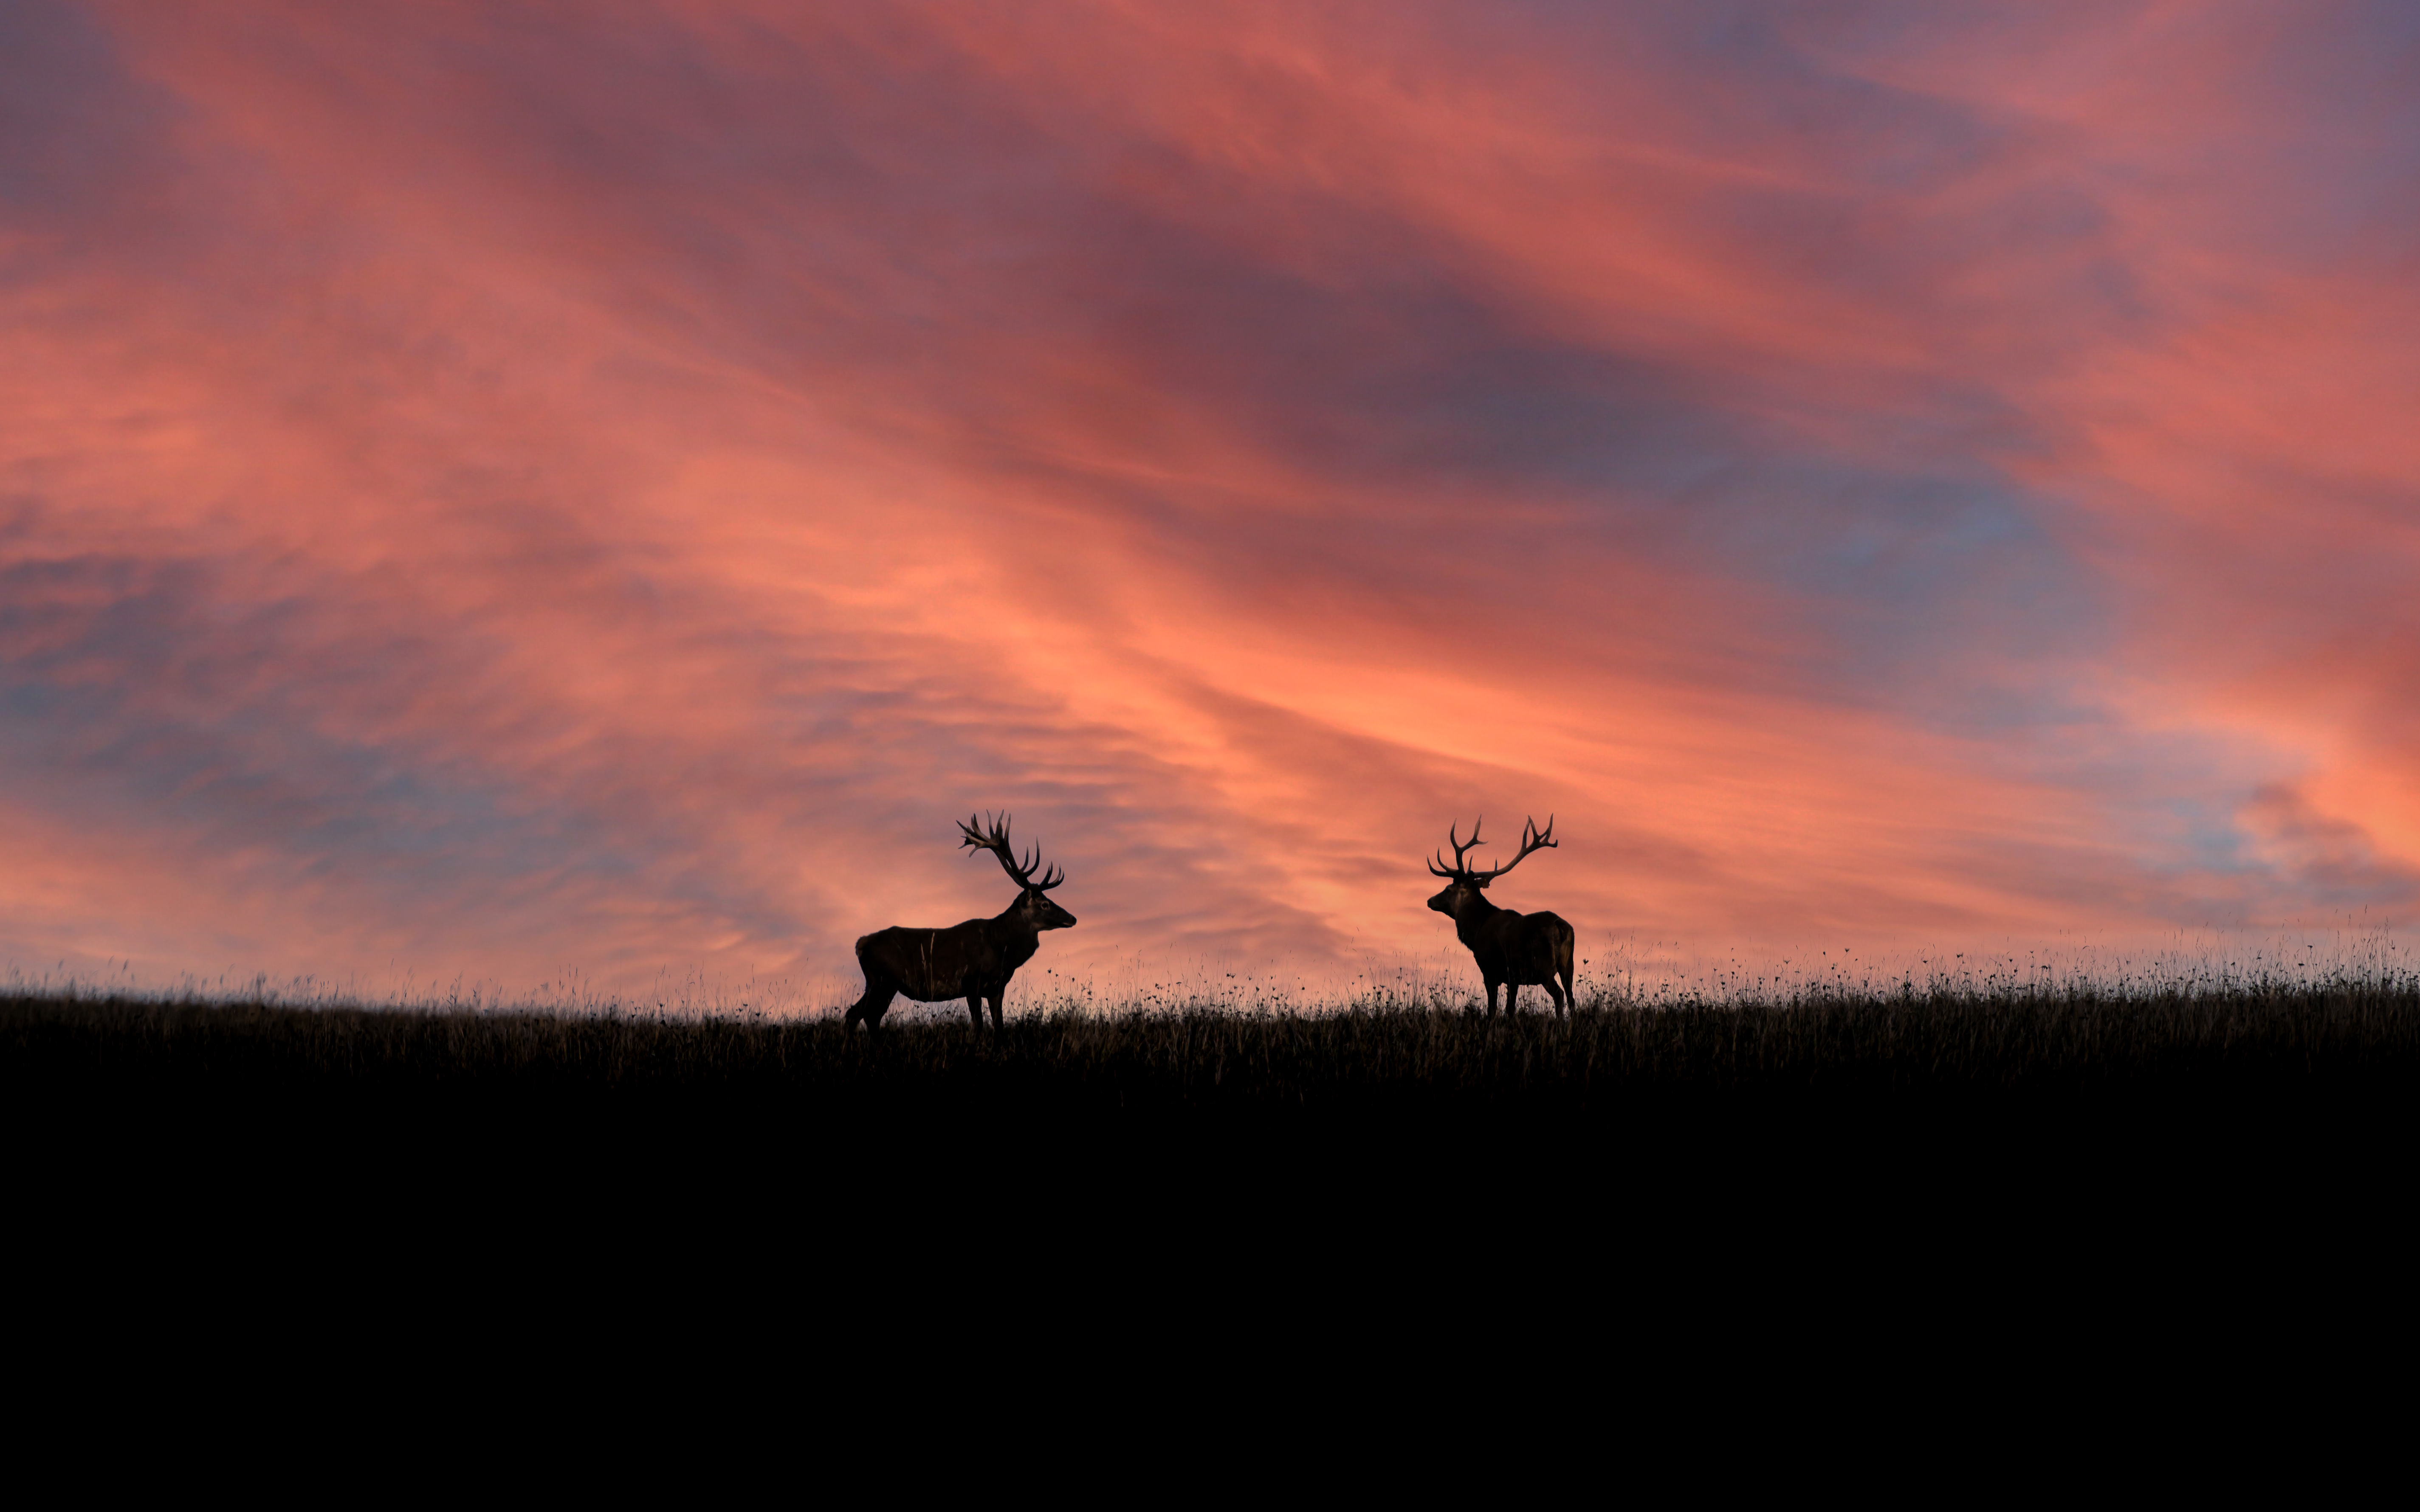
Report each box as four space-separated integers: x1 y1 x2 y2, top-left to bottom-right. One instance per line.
1426 815 1577 1019
844 813 1077 1031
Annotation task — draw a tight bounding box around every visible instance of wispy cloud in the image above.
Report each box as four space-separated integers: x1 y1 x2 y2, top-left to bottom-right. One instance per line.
3 1 2414 994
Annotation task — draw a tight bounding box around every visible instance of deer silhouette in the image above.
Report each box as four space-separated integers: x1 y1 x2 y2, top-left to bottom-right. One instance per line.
845 813 1077 1031
1427 816 1577 1018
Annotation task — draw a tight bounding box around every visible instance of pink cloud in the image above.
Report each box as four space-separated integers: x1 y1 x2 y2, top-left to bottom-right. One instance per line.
3 2 2413 1000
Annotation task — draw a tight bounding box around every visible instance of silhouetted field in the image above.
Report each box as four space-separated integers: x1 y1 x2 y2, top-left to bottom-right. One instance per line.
12 979 2418 1131
15 980 2416 1269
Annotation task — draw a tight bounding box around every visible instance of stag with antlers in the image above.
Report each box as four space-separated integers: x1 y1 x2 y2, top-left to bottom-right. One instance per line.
845 813 1077 1031
1426 816 1577 1018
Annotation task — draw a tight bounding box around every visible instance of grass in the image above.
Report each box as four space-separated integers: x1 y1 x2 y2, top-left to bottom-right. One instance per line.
14 975 2415 1269
12 974 2419 1119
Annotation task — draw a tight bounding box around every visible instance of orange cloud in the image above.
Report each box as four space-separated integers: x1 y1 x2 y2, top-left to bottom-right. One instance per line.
4 1 2413 1000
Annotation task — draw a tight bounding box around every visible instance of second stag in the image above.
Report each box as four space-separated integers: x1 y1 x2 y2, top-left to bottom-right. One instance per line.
1426 815 1577 1018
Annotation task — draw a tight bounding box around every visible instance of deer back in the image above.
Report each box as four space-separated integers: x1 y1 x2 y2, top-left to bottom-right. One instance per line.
856 915 1023 1000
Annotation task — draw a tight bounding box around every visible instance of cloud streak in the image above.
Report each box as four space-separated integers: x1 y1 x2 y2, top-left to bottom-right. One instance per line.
3 1 2414 995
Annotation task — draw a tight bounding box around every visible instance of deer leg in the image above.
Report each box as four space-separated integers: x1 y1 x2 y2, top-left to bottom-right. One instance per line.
1506 982 1520 1016
846 980 896 1030
1545 977 1567 1019
987 991 1005 1031
965 989 984 1028
1484 978 1501 1017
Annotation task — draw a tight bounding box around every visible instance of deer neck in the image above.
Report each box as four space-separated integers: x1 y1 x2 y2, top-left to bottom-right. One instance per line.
983 906 1042 976
990 899 1042 946
1453 891 1502 945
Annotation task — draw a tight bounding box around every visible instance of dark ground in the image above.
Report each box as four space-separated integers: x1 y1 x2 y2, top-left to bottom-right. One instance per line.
11 981 2417 1109
11 983 2415 1194
10 985 2413 1363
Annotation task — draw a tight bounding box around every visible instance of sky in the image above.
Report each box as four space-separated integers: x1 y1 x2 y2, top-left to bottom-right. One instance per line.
4 1 2416 1000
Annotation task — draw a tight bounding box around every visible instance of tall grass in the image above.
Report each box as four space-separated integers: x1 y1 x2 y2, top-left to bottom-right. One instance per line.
11 925 2414 1152
11 972 2417 1115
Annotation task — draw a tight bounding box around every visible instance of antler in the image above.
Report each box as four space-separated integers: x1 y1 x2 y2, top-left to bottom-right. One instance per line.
1429 814 1557 884
1474 814 1557 881
957 811 1065 891
1428 817 1489 878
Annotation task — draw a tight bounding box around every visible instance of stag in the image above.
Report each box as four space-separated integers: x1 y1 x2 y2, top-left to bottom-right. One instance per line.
845 813 1077 1031
1427 816 1577 1018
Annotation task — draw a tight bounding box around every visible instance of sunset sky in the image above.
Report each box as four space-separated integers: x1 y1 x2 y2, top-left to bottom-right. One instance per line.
5 1 2416 1000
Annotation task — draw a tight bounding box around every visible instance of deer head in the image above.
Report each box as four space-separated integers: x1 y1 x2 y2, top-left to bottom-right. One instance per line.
959 812 1078 930
1426 815 1556 918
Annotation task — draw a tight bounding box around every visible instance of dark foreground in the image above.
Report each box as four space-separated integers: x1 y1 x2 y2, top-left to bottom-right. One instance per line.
16 982 2407 1394
12 981 2419 1138
12 984 2416 1267
19 987 2407 1374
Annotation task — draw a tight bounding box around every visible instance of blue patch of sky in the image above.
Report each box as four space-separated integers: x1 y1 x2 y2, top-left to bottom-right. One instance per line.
0 552 666 907
0 0 183 227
